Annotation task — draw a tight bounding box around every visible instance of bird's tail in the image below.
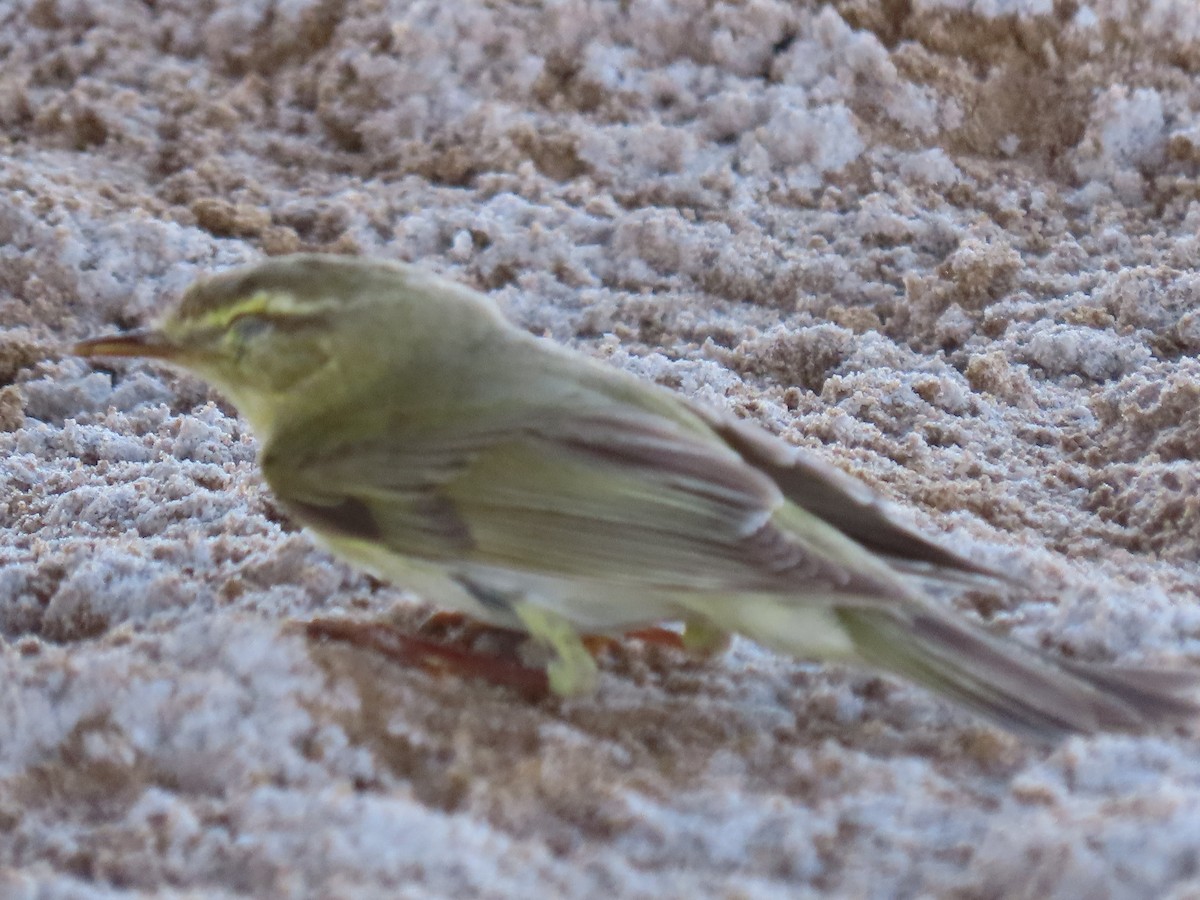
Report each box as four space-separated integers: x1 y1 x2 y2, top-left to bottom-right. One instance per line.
835 604 1200 741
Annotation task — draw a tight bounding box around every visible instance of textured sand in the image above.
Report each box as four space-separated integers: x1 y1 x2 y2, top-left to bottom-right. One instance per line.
3 1 1200 896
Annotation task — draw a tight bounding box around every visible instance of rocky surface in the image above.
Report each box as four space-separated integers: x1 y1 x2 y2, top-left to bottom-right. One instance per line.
2 1 1200 896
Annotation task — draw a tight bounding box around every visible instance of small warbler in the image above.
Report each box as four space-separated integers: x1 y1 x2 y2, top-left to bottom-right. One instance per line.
75 254 1198 740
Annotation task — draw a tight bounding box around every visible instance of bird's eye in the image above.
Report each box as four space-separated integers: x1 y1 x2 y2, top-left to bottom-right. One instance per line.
230 313 270 342
224 313 273 363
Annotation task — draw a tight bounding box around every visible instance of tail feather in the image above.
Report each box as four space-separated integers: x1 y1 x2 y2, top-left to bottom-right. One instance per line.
1054 659 1200 720
836 606 1200 741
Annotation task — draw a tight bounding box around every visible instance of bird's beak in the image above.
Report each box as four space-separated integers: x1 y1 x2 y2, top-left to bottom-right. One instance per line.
73 329 180 361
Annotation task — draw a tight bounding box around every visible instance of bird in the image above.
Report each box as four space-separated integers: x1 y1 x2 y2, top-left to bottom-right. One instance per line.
74 253 1199 741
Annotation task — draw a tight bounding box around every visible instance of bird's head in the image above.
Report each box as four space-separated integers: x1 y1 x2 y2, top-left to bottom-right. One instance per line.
74 254 379 432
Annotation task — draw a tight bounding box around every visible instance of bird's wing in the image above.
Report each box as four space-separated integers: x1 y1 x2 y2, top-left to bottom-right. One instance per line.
686 402 1005 582
261 409 893 597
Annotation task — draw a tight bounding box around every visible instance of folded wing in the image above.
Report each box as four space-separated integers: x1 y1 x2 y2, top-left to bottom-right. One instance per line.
261 409 896 598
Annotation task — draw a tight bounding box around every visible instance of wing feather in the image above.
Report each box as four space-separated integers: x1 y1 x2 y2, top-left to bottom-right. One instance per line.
687 403 1003 581
262 408 890 595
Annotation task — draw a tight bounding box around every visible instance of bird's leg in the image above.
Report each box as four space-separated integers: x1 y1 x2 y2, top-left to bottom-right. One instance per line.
456 578 600 697
307 588 703 699
513 603 599 698
304 617 551 699
681 618 732 658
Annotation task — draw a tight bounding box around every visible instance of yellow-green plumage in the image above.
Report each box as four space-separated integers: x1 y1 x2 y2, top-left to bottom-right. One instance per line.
75 254 1200 740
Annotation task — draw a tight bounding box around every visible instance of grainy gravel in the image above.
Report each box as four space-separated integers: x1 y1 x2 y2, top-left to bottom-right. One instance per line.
3 1 1200 897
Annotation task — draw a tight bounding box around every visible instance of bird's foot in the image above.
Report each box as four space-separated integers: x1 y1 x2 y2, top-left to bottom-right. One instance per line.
305 617 551 700
304 617 714 700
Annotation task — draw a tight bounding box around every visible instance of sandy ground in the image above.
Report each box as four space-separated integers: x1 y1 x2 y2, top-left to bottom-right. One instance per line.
3 0 1200 896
